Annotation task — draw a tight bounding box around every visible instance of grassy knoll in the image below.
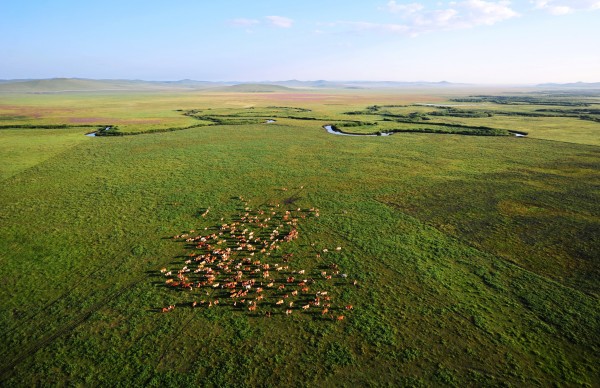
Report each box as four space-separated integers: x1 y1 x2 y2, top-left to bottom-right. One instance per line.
0 89 598 386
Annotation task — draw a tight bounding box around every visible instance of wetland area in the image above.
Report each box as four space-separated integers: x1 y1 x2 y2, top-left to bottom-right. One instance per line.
1 84 598 386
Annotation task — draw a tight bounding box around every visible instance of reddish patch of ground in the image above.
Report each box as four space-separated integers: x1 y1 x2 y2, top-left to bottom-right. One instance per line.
69 117 108 123
267 93 336 101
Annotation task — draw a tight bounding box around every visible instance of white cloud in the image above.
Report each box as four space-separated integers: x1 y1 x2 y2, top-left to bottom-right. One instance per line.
413 8 460 29
350 1 519 36
532 0 600 15
265 16 294 28
383 1 424 15
342 21 410 34
463 0 519 25
229 18 260 27
229 15 295 29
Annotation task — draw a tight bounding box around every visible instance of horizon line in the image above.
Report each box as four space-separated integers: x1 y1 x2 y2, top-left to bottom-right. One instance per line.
1 77 599 87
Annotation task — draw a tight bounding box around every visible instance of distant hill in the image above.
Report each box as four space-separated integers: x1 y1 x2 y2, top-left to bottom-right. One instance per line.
213 84 295 93
157 79 230 88
0 78 474 93
266 80 468 89
0 79 36 84
536 82 600 89
0 78 227 93
0 78 152 92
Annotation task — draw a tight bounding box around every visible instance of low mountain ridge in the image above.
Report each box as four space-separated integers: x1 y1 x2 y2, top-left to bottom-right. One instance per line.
212 83 295 93
536 82 600 89
0 78 227 93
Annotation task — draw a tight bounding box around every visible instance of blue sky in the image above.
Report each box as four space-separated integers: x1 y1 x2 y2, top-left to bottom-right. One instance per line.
1 0 599 83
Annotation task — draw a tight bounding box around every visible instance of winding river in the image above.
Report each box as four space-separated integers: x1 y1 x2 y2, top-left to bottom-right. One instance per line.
324 125 392 137
325 125 527 138
85 122 526 138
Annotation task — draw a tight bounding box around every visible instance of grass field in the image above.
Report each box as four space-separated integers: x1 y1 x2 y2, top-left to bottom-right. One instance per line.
0 87 598 386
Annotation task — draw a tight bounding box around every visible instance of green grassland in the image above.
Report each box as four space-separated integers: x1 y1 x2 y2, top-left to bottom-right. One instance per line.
0 126 94 180
0 88 598 386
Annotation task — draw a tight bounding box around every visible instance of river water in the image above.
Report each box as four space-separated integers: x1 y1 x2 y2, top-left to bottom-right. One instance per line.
324 125 392 137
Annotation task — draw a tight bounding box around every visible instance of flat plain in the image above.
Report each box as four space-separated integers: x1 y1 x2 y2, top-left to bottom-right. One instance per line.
0 85 598 386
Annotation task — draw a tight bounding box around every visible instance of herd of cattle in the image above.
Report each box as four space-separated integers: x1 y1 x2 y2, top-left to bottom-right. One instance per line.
160 197 354 321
